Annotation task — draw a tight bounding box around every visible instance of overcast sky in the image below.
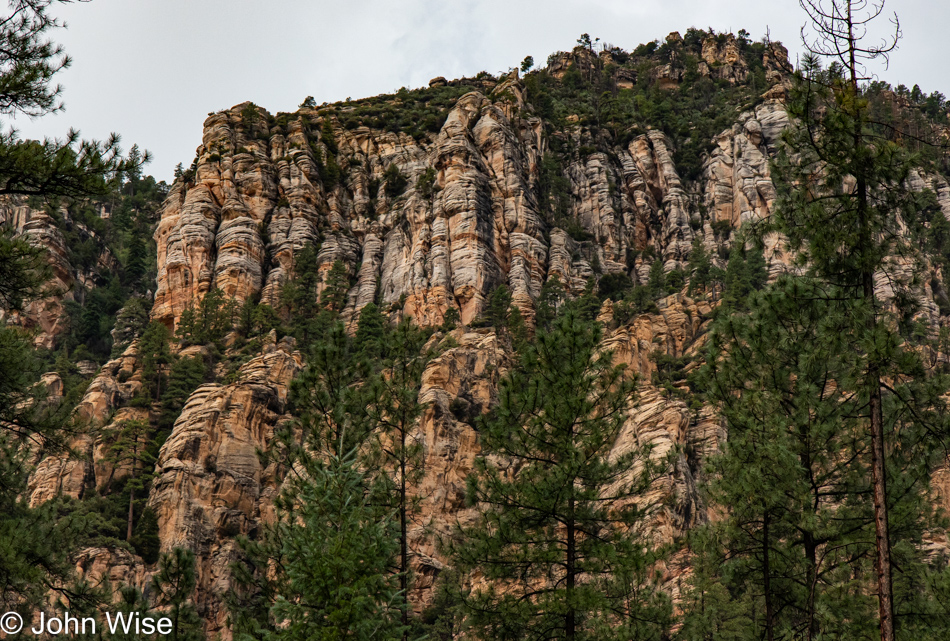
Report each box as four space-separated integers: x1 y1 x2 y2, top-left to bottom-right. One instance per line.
9 0 948 182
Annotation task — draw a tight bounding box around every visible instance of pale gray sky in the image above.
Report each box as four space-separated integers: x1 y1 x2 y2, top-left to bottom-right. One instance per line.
9 0 948 182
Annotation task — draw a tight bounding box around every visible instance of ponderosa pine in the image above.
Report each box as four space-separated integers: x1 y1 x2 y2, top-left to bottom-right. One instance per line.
451 307 671 641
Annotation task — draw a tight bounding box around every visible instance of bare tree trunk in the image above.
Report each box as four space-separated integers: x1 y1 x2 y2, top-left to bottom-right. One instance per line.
567 494 576 641
400 427 408 641
849 9 895 634
763 512 775 641
127 485 135 542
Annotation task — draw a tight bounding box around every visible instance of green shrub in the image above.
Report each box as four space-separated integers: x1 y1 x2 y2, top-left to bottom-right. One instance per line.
416 167 438 198
383 164 408 198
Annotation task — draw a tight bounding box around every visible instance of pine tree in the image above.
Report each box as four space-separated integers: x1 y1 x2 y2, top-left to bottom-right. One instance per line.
101 419 155 542
364 317 432 640
234 452 406 641
110 297 149 358
451 308 671 641
139 321 173 402
648 259 666 297
355 302 387 360
288 320 374 459
0 228 49 311
0 2 145 201
535 274 566 330
230 321 409 641
151 548 204 641
768 3 950 638
123 228 148 291
322 259 350 315
109 586 152 641
687 236 711 296
280 243 323 341
690 276 950 640
176 288 237 346
721 237 768 310
688 278 880 640
487 283 512 330
159 357 206 430
440 306 460 332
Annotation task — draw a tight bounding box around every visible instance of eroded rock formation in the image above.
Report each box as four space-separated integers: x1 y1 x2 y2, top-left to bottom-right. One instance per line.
23 32 950 639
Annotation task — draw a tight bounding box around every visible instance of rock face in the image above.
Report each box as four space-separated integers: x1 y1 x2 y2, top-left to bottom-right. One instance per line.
0 199 117 349
147 336 301 630
24 31 950 639
151 71 725 333
28 341 146 506
1 201 76 348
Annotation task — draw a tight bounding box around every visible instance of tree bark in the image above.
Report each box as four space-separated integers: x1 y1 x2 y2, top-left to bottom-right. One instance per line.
567 494 576 641
847 5 895 638
127 485 135 542
763 512 775 641
400 426 408 641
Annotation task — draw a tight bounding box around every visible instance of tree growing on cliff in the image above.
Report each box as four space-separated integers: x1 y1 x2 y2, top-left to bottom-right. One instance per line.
101 418 155 542
280 243 323 342
175 288 237 347
139 320 174 402
159 356 207 431
322 259 350 314
450 308 671 641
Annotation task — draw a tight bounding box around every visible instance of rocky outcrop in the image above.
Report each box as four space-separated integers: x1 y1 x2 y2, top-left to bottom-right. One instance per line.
147 336 301 631
699 34 748 84
0 202 75 348
24 28 950 639
28 341 145 506
151 80 716 334
0 199 118 349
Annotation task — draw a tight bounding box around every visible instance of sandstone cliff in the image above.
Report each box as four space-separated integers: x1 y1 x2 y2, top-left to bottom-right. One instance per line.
22 31 950 638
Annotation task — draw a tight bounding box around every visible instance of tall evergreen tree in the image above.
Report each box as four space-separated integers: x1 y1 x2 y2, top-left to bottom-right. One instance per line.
487 284 512 330
123 228 148 291
322 259 350 314
159 356 207 430
686 278 881 640
288 320 374 459
355 302 387 360
535 274 566 330
687 237 712 296
101 419 155 542
139 320 173 402
648 259 666 297
280 243 323 342
232 451 406 641
230 319 410 641
451 308 671 641
365 317 432 640
767 3 950 638
151 548 204 641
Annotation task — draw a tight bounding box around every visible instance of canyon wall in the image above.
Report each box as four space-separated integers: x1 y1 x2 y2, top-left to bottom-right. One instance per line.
21 36 950 637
